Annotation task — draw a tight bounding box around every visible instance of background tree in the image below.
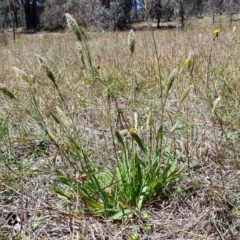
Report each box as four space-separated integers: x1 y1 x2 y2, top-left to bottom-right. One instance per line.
93 0 133 30
150 0 163 29
223 0 240 26
63 0 96 27
2 0 240 31
203 0 224 24
100 0 110 8
0 1 10 28
0 0 24 29
40 0 67 30
8 0 21 28
40 0 97 30
20 0 39 29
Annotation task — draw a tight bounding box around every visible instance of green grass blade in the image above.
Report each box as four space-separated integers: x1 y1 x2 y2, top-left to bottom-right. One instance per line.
115 130 125 148
0 85 16 99
111 209 132 220
129 129 146 153
50 185 72 199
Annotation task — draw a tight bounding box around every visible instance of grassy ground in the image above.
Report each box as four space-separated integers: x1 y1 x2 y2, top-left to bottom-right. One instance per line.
1 17 240 239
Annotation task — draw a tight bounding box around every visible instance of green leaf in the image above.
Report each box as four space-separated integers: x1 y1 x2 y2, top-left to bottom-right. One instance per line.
170 120 183 132
143 225 152 233
156 126 163 140
50 185 72 199
140 211 149 220
129 129 146 153
50 112 61 124
137 185 148 210
0 85 16 99
115 130 125 148
31 221 40 230
129 232 139 240
111 209 132 220
82 195 104 209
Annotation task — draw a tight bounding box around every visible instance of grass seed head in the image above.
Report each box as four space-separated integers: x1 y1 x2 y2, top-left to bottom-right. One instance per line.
12 67 33 86
146 112 152 131
212 96 221 114
76 42 86 66
65 13 87 42
37 55 56 84
128 29 135 57
179 86 192 104
166 69 178 94
134 112 138 130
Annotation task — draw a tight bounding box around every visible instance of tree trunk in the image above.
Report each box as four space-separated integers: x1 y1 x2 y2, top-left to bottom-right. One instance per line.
179 1 184 29
23 0 38 29
157 18 160 29
8 0 15 42
133 0 138 20
13 9 19 28
229 11 233 26
101 0 110 8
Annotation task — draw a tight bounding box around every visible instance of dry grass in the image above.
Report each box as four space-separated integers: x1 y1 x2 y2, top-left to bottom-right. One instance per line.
1 20 240 239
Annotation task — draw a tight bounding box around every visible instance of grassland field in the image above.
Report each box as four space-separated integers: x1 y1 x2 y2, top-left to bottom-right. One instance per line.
1 16 240 239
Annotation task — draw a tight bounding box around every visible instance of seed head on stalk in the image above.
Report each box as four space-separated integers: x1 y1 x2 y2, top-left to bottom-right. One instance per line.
65 13 87 42
128 29 135 57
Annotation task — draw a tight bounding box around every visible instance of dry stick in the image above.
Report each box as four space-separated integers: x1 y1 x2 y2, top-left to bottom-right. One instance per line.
112 95 127 130
206 48 227 189
151 29 166 163
206 49 212 101
185 96 190 174
19 158 24 234
190 55 195 79
107 94 119 161
213 221 225 240
150 221 210 239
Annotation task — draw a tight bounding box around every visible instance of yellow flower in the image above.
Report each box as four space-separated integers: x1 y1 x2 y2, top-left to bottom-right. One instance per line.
214 29 221 37
184 58 192 69
184 51 194 69
184 59 189 66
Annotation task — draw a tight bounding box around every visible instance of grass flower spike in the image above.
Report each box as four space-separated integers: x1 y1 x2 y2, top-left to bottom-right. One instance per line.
37 55 56 85
76 42 85 67
184 51 194 69
212 96 221 114
128 29 135 57
13 67 33 86
65 13 87 42
37 54 62 100
233 26 236 33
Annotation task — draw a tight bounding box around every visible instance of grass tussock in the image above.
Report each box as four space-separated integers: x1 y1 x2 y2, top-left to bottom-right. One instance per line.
1 18 240 239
